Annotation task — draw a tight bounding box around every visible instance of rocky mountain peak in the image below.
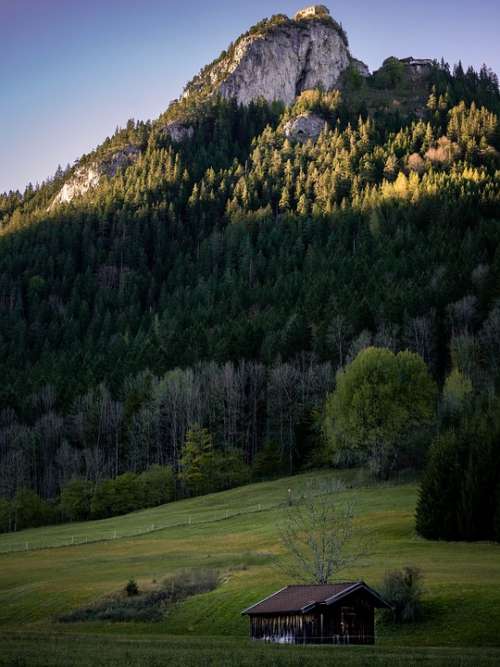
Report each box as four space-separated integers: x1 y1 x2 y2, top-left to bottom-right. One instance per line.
182 6 359 107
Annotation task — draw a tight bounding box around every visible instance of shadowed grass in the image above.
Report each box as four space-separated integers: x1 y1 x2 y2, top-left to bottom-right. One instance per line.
1 634 500 666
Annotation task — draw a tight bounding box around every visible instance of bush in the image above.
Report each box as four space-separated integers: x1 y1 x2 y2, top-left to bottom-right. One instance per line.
137 465 175 508
91 473 141 519
60 568 220 623
381 566 424 623
125 578 139 596
164 568 220 601
13 488 52 531
60 479 93 521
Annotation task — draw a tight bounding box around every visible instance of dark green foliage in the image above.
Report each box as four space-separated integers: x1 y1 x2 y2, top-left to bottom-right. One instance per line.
495 484 500 542
2 465 176 532
0 498 12 533
179 426 249 496
12 488 53 531
90 473 142 519
373 57 406 89
60 479 94 521
252 441 284 480
416 401 500 541
381 566 424 623
137 465 175 508
125 578 139 597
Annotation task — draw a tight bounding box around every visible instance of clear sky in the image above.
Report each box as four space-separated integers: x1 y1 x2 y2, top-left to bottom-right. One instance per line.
1 0 499 193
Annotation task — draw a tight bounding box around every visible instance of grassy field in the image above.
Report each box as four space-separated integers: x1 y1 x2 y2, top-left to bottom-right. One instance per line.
2 635 500 666
0 469 499 665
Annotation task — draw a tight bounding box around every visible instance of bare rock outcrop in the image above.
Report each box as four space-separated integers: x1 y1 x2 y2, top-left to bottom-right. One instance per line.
162 121 194 143
184 7 353 107
49 164 101 209
104 145 141 176
283 112 327 142
49 145 140 209
351 58 370 78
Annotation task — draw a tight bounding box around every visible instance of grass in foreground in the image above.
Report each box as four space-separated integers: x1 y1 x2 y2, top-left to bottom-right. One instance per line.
0 469 499 662
1 634 500 667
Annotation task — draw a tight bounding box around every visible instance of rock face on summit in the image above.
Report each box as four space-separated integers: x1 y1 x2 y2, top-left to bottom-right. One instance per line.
187 7 354 107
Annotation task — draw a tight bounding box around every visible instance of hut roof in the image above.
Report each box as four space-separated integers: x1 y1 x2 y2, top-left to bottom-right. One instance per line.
242 581 390 615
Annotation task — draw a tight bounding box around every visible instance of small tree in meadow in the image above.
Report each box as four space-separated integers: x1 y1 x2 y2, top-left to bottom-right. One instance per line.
125 578 139 596
278 480 367 584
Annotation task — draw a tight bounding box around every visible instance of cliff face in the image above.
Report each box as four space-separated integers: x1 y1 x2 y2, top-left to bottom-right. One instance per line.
216 20 351 106
184 11 355 107
49 165 100 209
48 145 140 210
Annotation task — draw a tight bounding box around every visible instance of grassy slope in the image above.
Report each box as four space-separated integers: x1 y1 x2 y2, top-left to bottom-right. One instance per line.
0 470 499 664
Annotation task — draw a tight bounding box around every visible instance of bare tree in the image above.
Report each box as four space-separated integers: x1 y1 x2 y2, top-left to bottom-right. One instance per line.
278 480 368 584
327 314 352 367
447 295 478 336
268 362 301 473
404 311 435 367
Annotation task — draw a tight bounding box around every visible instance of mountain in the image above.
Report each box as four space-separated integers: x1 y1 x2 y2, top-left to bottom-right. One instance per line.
46 5 437 210
0 5 499 524
182 6 355 106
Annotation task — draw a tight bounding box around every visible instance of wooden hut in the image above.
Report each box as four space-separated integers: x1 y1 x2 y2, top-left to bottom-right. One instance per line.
242 581 390 644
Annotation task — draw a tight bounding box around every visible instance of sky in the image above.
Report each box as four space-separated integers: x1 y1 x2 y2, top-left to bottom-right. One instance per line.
1 0 499 193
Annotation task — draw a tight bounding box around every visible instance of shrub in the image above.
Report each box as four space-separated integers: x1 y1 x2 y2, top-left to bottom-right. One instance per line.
60 479 93 521
125 578 139 597
164 568 220 601
381 566 424 623
60 568 220 623
137 465 175 508
13 488 52 531
91 473 141 519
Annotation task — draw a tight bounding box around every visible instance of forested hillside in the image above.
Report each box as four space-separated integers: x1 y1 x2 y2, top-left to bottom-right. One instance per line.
0 49 499 531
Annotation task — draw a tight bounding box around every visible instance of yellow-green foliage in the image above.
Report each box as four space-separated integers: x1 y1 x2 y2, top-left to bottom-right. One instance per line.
324 348 437 475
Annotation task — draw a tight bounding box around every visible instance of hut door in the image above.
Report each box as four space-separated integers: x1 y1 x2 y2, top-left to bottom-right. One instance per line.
340 606 357 644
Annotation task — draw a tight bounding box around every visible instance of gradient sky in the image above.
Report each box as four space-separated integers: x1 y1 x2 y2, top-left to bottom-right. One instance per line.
1 0 499 193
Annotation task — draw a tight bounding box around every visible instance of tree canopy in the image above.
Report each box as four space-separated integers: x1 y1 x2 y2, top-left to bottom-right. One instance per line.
324 347 437 477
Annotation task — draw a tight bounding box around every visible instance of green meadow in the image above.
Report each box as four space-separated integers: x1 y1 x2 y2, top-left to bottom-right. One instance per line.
1 470 499 665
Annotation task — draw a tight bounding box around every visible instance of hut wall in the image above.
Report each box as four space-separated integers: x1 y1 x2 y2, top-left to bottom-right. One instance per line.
250 614 305 643
249 591 376 645
322 592 375 644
